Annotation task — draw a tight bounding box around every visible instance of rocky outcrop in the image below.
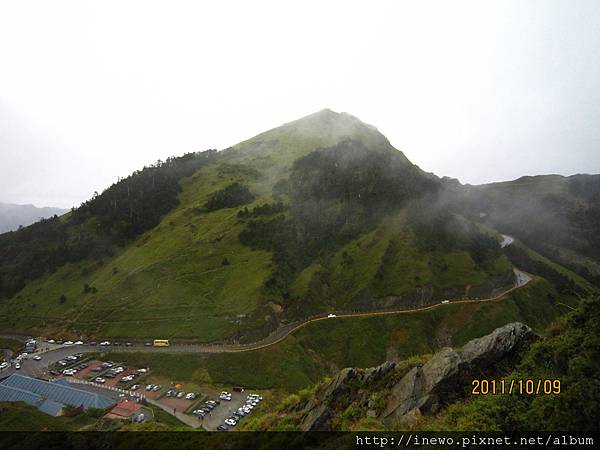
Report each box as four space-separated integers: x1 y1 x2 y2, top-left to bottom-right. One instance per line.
300 361 397 430
295 322 538 430
382 322 537 426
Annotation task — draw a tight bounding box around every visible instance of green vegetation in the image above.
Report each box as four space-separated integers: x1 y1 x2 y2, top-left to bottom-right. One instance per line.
463 174 600 280
0 337 22 354
0 107 596 403
0 158 273 340
239 138 438 314
504 243 588 295
238 292 595 432
0 402 96 431
0 109 516 343
0 150 219 300
0 402 191 432
424 296 600 432
205 182 255 211
106 280 568 393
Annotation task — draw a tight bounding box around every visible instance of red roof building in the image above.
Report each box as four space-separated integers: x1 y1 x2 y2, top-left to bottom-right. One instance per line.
105 400 142 420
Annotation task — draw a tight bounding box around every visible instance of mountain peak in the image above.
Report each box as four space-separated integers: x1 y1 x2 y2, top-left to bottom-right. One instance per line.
233 109 403 171
292 108 378 132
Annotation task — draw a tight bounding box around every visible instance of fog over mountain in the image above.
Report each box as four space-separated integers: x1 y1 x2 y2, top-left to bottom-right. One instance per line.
0 202 67 233
2 1 600 208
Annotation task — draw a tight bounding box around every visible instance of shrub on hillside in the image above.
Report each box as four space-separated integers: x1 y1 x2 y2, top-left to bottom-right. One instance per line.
205 182 255 211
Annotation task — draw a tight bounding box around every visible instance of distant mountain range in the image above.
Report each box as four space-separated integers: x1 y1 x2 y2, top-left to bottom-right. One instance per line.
0 109 597 343
0 202 68 234
0 109 597 433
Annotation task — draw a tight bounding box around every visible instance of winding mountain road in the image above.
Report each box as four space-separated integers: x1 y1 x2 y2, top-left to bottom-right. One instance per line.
1 235 533 378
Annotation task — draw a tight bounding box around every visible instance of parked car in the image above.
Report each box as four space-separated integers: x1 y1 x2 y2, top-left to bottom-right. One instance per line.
14 363 21 370
217 425 228 431
0 362 9 370
33 355 42 361
95 377 106 383
99 341 110 346
224 418 237 426
144 342 152 347
152 385 161 392
130 384 140 391
47 339 56 344
177 391 185 398
219 391 232 401
64 341 74 345
145 384 154 391
185 392 196 400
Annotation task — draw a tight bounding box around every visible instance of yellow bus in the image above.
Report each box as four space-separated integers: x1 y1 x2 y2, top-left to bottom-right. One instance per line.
153 339 170 347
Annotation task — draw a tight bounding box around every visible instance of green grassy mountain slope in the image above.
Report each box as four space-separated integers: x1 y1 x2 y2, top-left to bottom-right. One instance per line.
236 292 597 432
0 110 588 343
456 174 600 286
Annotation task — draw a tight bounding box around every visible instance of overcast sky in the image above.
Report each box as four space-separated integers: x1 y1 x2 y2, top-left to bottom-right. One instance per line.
1 1 599 208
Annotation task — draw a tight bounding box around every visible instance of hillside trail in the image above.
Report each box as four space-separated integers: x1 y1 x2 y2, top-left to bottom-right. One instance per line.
2 235 535 355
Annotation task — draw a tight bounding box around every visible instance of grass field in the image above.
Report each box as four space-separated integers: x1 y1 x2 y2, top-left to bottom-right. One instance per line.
0 109 581 355
107 279 571 392
0 402 97 431
0 338 23 354
0 111 394 341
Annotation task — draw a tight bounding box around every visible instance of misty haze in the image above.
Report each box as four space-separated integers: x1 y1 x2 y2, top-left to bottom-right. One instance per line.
0 0 598 444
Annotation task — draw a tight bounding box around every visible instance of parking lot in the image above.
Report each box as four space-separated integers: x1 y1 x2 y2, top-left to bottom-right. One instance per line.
72 360 103 380
2 338 265 430
192 390 263 431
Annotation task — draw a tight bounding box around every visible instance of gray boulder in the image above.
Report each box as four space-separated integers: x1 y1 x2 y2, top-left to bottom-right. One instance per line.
382 322 538 424
295 322 538 430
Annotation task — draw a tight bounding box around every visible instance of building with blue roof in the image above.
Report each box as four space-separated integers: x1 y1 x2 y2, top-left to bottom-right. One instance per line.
0 374 114 416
